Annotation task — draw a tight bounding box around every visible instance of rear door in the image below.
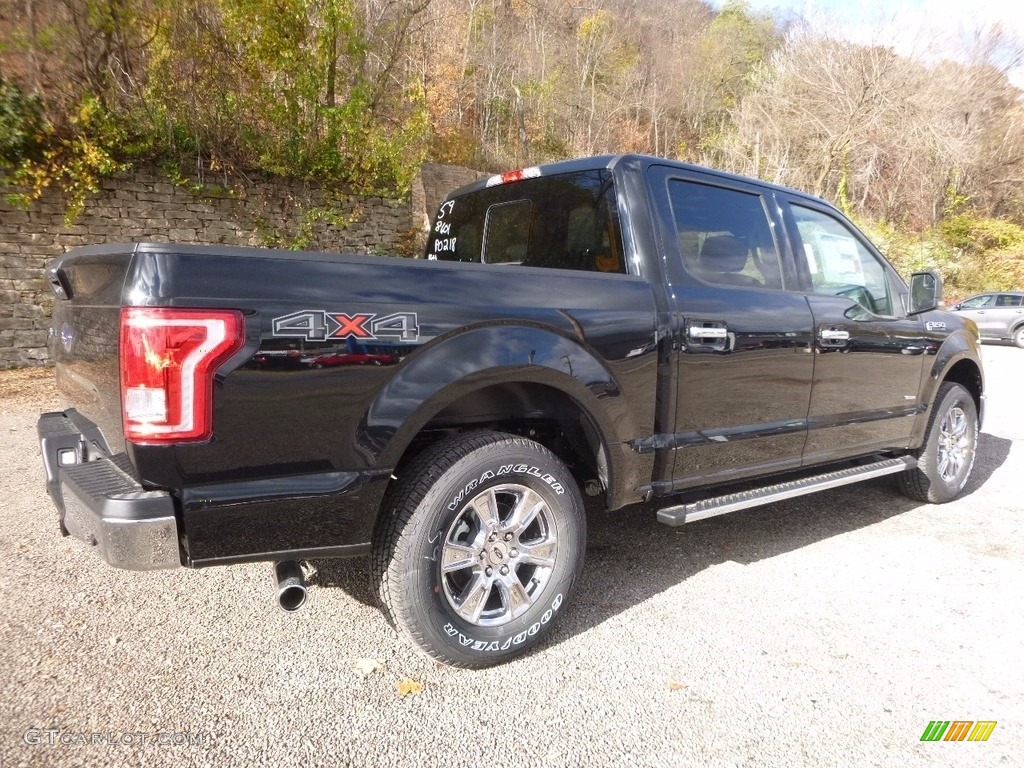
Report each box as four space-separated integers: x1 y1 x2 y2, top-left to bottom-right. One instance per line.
780 199 928 463
992 294 1024 338
647 166 816 490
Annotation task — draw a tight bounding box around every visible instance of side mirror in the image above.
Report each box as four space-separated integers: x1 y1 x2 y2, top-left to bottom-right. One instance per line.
908 270 942 315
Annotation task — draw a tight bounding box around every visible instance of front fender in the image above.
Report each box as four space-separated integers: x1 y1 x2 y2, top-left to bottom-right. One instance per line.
912 324 984 444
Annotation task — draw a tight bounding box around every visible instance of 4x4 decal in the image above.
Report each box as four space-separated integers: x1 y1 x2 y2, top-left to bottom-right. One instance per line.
272 310 420 342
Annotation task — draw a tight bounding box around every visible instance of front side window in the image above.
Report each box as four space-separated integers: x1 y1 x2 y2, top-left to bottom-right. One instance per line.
425 169 626 274
668 180 783 289
960 295 994 309
790 204 896 317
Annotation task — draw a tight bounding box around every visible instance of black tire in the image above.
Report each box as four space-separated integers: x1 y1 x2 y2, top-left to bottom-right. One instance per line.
372 431 586 668
1013 325 1024 349
898 382 978 503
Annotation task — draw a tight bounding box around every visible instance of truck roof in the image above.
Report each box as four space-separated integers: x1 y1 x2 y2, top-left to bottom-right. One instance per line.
447 153 837 212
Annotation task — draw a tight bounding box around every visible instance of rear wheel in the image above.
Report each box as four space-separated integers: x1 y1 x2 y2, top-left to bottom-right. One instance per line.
1013 325 1024 349
372 431 586 668
898 382 978 503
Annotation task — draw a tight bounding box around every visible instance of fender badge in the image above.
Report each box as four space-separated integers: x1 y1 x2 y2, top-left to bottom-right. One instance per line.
925 321 946 331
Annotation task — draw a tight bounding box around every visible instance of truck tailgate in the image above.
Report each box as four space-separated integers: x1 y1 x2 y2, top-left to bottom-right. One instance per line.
47 245 137 455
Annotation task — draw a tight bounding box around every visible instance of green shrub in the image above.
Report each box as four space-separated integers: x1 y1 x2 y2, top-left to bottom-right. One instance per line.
859 211 1024 301
0 79 47 167
940 213 1024 253
5 95 133 220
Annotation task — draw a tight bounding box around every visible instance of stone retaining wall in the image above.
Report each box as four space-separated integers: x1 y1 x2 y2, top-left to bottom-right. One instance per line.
0 163 484 367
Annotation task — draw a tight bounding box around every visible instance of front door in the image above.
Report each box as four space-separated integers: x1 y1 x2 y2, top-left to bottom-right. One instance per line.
780 199 928 463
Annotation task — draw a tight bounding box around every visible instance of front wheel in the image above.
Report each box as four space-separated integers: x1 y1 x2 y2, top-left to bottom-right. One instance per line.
898 382 978 503
372 432 586 668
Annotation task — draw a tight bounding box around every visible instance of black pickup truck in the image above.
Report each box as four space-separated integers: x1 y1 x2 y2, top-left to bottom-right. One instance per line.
37 154 984 667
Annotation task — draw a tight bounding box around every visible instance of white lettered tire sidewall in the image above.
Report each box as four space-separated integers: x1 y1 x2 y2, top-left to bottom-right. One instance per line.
378 434 586 667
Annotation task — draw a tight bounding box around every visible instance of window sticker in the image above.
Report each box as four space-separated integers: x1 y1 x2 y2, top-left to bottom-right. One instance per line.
804 243 818 275
816 233 864 285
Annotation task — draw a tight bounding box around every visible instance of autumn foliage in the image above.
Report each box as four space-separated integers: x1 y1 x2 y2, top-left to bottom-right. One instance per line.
1 0 1022 290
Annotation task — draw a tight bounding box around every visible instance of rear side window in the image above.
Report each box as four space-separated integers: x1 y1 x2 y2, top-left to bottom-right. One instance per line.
667 180 784 289
996 294 1023 307
425 169 626 274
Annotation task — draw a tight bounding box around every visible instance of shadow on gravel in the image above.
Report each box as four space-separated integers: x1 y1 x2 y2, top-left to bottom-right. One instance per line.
965 432 1013 494
561 432 1013 646
309 557 378 608
306 433 1013 655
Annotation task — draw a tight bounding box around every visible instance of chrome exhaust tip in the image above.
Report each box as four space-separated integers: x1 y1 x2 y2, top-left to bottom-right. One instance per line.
273 560 307 612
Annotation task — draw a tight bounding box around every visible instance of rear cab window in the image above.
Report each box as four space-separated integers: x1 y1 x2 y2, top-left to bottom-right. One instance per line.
425 169 627 274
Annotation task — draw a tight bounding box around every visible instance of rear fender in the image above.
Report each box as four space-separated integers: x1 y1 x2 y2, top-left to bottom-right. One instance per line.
357 324 633 484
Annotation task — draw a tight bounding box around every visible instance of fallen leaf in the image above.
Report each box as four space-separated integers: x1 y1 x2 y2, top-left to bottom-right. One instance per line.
396 677 424 697
667 680 687 691
353 658 384 677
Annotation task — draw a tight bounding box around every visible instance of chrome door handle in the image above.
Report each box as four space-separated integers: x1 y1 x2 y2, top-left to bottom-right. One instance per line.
820 328 850 341
688 326 728 340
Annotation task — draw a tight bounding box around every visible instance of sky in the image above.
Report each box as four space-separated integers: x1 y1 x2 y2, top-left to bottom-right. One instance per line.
712 0 1024 88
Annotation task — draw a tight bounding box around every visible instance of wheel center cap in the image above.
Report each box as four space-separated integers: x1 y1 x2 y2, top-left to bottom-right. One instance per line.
487 543 509 566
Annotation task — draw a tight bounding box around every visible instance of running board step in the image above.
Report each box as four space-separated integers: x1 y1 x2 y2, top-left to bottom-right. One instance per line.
656 456 918 526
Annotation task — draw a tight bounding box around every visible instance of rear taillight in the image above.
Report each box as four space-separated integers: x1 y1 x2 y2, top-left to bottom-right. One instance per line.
120 308 244 443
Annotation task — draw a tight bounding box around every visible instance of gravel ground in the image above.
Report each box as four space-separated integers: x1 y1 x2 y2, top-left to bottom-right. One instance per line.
1 348 1022 768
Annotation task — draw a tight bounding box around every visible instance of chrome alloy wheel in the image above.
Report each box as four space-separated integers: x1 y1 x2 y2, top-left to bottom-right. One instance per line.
440 484 558 627
937 405 971 482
